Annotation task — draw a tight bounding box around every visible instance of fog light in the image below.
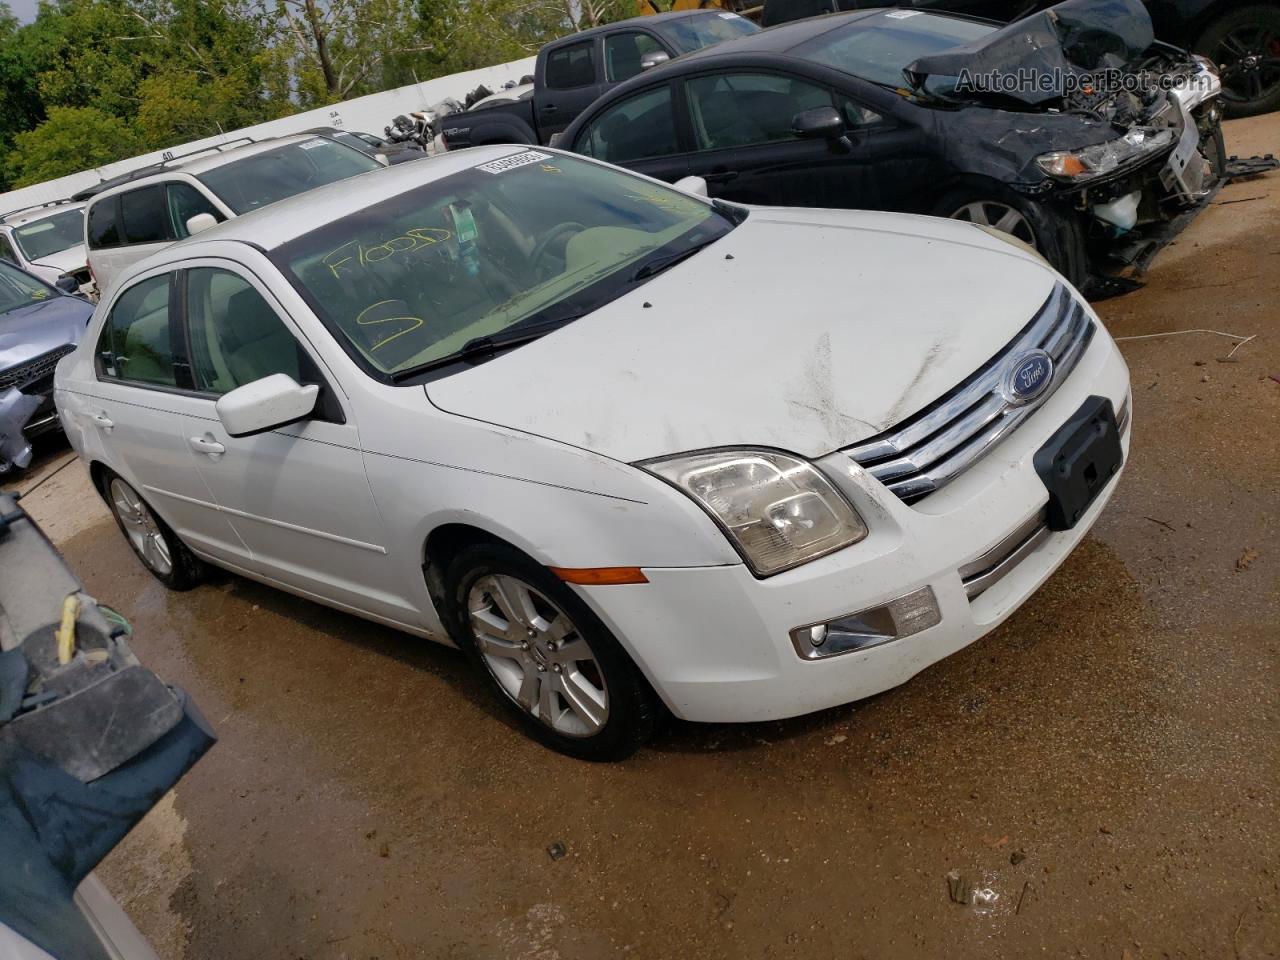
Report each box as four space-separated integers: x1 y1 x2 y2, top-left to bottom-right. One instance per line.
790 587 941 660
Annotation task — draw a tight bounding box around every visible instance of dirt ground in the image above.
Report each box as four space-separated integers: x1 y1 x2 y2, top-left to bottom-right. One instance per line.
6 114 1279 960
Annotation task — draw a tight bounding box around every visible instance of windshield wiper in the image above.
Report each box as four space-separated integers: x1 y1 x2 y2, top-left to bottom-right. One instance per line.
389 315 582 382
629 236 721 282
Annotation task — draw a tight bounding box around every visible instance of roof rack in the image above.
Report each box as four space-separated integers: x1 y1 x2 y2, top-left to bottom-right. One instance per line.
70 136 258 202
0 197 81 224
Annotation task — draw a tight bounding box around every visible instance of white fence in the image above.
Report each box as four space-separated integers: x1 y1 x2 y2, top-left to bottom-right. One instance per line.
0 56 536 214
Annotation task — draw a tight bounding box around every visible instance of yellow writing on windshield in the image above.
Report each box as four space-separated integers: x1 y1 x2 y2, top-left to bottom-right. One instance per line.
355 300 424 352
324 227 452 279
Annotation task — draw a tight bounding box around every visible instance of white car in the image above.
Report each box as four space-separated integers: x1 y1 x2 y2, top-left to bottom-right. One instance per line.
55 146 1131 760
82 134 383 297
0 202 91 293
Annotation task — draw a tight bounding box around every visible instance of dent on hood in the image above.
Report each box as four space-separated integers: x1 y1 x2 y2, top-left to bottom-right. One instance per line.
905 0 1155 106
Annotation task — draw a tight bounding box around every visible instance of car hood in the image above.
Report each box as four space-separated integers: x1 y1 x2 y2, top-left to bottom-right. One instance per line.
905 0 1155 107
26 244 88 275
0 296 92 373
425 208 1057 463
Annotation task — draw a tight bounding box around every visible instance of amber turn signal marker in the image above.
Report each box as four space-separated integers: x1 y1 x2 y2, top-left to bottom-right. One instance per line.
549 566 649 585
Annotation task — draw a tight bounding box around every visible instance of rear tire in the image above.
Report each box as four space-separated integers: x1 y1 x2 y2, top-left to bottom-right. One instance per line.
1195 5 1280 118
444 542 661 761
101 469 205 591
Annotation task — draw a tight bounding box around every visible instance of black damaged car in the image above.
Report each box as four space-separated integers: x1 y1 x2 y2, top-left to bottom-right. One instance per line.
559 0 1226 290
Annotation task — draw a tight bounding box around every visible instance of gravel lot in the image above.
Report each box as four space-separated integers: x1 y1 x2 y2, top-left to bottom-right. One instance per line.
7 113 1278 960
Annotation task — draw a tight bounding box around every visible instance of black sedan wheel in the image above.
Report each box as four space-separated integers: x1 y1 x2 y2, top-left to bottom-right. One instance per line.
1197 5 1280 117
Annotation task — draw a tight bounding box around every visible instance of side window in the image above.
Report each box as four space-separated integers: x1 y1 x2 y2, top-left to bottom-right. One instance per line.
98 274 177 386
604 32 665 83
576 86 678 164
839 95 883 128
0 234 16 263
86 197 122 250
120 185 172 245
167 183 224 239
185 267 308 395
545 41 596 90
686 72 834 151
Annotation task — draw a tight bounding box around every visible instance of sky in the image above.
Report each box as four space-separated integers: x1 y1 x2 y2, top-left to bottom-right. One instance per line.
7 0 37 22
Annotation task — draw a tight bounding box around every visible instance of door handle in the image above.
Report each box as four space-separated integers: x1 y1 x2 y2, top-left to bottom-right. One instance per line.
540 104 559 113
91 412 113 431
704 170 738 184
189 436 226 457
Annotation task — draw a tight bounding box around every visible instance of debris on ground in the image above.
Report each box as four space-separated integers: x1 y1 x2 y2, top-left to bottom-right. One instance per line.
1236 548 1259 572
1010 850 1027 865
1224 154 1279 182
946 870 969 905
546 842 567 861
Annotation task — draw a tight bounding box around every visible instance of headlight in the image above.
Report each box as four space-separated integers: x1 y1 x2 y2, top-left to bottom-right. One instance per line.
644 449 868 576
1035 128 1177 182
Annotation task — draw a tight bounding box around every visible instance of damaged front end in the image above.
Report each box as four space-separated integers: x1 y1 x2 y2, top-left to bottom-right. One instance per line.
908 0 1226 279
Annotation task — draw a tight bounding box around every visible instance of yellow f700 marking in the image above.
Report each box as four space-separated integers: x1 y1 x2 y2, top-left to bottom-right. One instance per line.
324 227 452 279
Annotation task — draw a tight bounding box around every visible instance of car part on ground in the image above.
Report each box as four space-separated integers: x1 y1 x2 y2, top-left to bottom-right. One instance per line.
0 260 95 471
0 490 216 959
56 146 1130 759
561 0 1229 292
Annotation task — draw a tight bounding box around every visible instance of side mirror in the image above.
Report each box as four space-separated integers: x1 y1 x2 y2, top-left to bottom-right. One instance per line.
791 106 852 152
640 51 671 71
54 275 79 294
186 212 219 236
673 175 709 197
215 374 319 438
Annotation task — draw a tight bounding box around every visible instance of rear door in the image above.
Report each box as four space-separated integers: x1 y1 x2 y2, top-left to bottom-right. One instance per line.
86 267 246 563
88 185 177 297
537 39 605 138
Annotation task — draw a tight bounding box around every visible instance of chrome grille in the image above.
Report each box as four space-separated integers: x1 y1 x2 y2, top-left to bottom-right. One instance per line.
0 344 76 393
847 285 1094 503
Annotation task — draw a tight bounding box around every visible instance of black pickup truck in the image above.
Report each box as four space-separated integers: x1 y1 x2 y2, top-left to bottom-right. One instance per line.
440 9 759 150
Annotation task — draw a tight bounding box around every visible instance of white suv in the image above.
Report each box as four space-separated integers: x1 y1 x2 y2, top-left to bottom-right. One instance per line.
0 202 91 293
83 134 382 297
56 147 1132 760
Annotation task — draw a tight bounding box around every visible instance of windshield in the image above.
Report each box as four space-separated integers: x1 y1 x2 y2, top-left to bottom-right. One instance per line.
275 151 735 379
0 260 56 316
197 138 381 215
12 209 84 261
793 12 995 91
656 11 759 54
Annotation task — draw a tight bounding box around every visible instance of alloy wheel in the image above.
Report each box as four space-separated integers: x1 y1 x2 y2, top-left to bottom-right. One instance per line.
109 478 173 576
1214 25 1280 108
949 201 1038 248
467 574 609 738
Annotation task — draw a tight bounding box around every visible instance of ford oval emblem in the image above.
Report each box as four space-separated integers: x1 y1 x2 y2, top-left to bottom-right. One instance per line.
1003 350 1054 405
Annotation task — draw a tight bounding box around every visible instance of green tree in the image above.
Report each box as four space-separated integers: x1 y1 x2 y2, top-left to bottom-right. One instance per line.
4 105 143 187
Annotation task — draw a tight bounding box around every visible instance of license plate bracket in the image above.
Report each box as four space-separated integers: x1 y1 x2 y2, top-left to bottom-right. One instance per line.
1033 395 1123 531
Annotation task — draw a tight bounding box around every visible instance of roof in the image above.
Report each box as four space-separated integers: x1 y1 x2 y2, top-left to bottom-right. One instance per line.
564 8 740 42
166 145 527 253
83 134 330 205
0 200 85 228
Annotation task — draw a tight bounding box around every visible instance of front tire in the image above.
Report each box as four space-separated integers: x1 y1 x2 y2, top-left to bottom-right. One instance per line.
935 184 1087 286
102 471 205 590
445 542 661 760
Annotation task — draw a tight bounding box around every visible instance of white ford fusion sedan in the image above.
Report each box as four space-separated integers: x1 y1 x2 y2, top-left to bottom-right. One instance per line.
55 146 1131 760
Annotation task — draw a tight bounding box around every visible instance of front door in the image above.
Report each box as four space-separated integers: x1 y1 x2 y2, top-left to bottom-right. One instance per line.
538 38 607 138
172 263 414 626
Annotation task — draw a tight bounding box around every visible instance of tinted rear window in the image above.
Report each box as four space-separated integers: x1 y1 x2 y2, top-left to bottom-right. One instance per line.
86 197 122 249
121 185 171 245
546 41 596 89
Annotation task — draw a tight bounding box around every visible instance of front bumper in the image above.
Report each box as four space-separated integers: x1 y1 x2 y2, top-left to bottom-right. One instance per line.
577 319 1132 723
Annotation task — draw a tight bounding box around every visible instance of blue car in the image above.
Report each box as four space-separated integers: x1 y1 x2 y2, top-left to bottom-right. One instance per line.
0 258 94 469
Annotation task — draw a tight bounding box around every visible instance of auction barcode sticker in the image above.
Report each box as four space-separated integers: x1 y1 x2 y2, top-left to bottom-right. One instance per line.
476 151 552 174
